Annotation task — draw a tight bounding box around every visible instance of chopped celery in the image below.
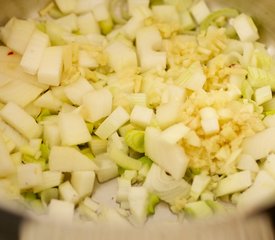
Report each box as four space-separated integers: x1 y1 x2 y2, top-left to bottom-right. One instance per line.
139 156 153 167
99 18 114 35
241 80 253 100
80 148 95 160
184 201 213 218
86 122 94 133
125 130 145 153
22 154 47 170
200 8 238 31
109 147 142 170
40 143 50 159
147 193 160 215
40 188 59 205
36 108 52 123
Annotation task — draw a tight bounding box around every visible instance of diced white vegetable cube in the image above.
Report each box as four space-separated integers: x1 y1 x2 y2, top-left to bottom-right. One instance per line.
71 171 95 198
161 85 186 104
145 127 189 180
130 105 154 128
136 26 166 72
33 171 64 193
34 90 62 112
190 174 211 200
199 107 218 120
215 171 252 197
48 199 74 223
232 13 259 42
89 136 108 156
78 50 98 69
0 102 42 139
20 30 49 75
0 136 15 177
152 5 180 24
17 163 42 190
201 118 220 135
156 102 181 129
49 146 98 172
94 153 119 182
128 186 149 224
95 106 130 140
92 3 110 21
237 171 275 210
184 201 213 218
127 0 149 16
0 120 28 150
59 112 91 146
254 85 272 105
180 10 196 31
242 127 275 160
82 197 100 212
55 0 76 14
59 181 80 204
161 123 190 144
82 88 113 123
0 80 44 108
64 77 94 106
77 12 100 35
54 14 78 32
105 41 138 72
5 19 36 54
178 62 206 91
38 46 63 86
237 154 259 172
190 0 210 24
116 177 131 202
43 124 61 148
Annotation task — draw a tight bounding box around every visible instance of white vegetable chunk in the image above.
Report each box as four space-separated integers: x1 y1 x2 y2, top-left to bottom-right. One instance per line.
190 0 210 24
43 124 61 147
201 118 220 135
49 146 98 172
71 171 95 198
5 18 36 54
136 26 166 72
144 127 189 180
54 14 78 32
161 123 190 144
20 30 49 75
0 136 15 177
237 154 259 172
94 153 119 183
237 171 275 210
105 41 138 72
130 105 154 128
233 13 259 42
127 0 149 16
215 171 252 197
254 85 272 105
128 186 149 225
0 102 42 140
95 106 130 140
34 90 63 112
33 171 64 193
82 88 113 123
242 127 275 160
55 0 76 14
156 102 181 129
59 112 91 146
64 77 94 106
48 199 74 223
38 46 63 86
17 163 43 190
152 5 180 24
78 50 98 69
59 181 80 204
190 173 211 200
0 120 28 150
0 80 44 108
77 12 100 35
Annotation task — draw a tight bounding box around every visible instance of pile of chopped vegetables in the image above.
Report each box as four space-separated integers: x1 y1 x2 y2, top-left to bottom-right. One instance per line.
0 0 275 225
